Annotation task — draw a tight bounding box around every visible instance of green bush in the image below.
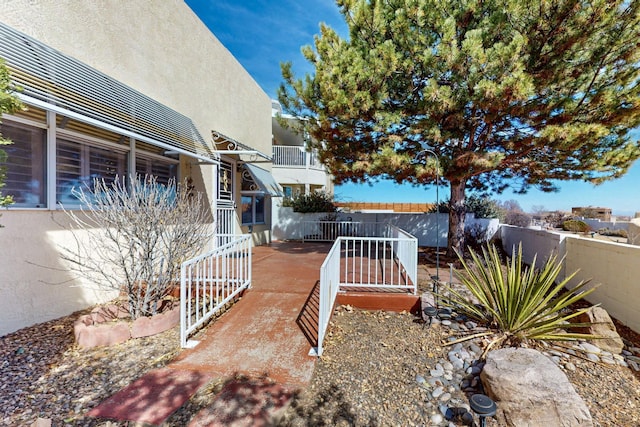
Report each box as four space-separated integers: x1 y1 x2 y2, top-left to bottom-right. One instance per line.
283 191 336 213
562 219 590 232
443 243 597 356
545 211 573 228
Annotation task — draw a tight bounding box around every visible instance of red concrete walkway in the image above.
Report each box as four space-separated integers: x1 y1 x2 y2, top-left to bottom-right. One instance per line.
171 241 330 385
88 241 332 425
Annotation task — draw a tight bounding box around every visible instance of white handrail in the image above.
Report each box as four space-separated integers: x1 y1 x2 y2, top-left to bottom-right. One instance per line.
272 145 325 169
180 235 252 348
310 239 342 356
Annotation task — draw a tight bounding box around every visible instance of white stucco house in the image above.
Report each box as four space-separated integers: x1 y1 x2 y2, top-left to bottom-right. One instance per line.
0 0 281 335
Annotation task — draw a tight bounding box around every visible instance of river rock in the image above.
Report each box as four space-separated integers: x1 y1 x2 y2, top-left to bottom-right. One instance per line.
481 348 593 427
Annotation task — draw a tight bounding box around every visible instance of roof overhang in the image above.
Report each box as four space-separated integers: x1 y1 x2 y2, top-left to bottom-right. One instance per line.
212 130 271 162
0 22 217 164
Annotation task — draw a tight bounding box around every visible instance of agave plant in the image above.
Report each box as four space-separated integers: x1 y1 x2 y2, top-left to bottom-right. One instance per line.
443 243 598 355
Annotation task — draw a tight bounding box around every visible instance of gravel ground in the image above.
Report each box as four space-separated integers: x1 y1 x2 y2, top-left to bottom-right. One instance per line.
0 309 181 426
277 307 640 427
2 303 640 426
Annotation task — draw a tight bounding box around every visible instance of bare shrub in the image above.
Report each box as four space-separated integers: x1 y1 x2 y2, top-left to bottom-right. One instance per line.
61 175 213 319
504 210 532 227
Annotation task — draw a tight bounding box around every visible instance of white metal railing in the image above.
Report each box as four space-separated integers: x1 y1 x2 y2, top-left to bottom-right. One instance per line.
311 224 418 356
180 235 252 348
311 240 342 357
301 221 384 241
308 151 322 168
272 146 324 169
273 145 305 166
340 235 417 292
387 224 419 287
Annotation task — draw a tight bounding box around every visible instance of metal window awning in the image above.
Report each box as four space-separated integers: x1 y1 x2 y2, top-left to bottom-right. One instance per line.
212 130 271 162
243 163 283 196
0 22 217 164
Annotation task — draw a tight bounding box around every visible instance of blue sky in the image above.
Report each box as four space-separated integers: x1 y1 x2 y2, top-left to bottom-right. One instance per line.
186 1 640 217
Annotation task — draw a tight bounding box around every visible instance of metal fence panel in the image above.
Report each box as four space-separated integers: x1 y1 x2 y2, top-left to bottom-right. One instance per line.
180 234 251 348
313 224 418 356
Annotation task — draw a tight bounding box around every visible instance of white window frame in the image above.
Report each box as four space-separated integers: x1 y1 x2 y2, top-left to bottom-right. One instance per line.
1 109 188 210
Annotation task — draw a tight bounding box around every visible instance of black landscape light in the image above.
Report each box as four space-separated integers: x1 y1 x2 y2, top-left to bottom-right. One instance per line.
469 394 497 427
423 305 438 327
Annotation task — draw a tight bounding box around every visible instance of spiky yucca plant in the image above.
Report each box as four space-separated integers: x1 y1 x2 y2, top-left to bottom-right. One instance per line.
445 243 598 355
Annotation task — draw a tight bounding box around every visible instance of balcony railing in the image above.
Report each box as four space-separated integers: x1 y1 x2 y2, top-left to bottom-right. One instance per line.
272 145 324 169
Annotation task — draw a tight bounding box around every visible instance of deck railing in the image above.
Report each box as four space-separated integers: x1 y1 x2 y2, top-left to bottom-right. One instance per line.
272 145 324 169
313 239 342 357
311 224 418 356
180 235 252 348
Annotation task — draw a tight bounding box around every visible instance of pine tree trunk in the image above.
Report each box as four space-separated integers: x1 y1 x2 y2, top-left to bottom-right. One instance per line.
447 180 466 257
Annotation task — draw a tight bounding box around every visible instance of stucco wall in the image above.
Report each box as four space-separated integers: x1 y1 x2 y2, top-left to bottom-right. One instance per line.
628 218 640 245
564 237 640 333
0 1 271 335
1 0 271 156
0 211 119 336
272 207 500 248
499 225 567 267
500 226 640 333
580 218 629 232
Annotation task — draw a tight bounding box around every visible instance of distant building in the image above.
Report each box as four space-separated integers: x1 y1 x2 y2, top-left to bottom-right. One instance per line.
572 206 612 221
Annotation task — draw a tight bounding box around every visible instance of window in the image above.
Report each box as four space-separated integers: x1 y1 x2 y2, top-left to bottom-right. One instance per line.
0 121 46 207
56 138 127 206
282 185 293 198
136 157 177 186
241 194 265 225
1 112 183 210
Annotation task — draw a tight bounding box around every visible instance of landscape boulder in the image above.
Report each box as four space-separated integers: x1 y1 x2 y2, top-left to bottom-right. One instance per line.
481 347 593 427
574 306 624 355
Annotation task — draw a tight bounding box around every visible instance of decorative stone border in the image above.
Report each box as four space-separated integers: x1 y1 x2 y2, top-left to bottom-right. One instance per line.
73 303 180 348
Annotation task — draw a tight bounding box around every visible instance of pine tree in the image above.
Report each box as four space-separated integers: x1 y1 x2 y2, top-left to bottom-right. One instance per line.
278 0 640 254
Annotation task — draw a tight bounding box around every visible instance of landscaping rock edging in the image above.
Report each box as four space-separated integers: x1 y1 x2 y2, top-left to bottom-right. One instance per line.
73 304 180 348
